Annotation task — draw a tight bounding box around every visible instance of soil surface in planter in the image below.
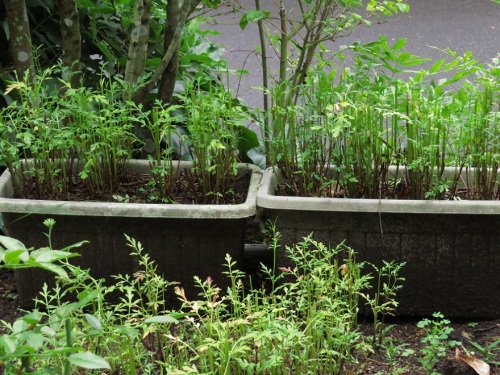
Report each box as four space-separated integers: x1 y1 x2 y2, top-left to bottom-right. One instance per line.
16 170 251 205
276 179 500 200
1 268 499 374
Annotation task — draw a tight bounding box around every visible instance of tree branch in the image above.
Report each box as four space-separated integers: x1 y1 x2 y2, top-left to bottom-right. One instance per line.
125 0 152 90
57 0 81 88
4 0 35 82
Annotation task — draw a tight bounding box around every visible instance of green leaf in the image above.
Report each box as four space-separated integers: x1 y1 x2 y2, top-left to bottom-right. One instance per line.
0 236 27 251
440 70 472 87
490 67 500 77
429 58 445 74
403 57 431 67
76 289 102 308
32 249 76 263
67 352 111 370
0 335 16 354
26 333 44 350
239 10 270 30
85 6 115 15
237 126 260 163
60 240 88 252
85 314 102 331
22 310 42 325
40 326 56 337
33 262 69 279
144 315 179 324
4 249 29 264
116 325 138 337
392 38 407 51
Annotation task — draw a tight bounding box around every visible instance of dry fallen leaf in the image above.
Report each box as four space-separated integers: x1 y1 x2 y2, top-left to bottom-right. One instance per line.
461 331 472 340
455 348 490 375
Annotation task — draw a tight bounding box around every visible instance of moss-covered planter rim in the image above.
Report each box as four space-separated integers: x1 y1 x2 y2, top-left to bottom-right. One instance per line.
0 160 262 219
257 167 500 215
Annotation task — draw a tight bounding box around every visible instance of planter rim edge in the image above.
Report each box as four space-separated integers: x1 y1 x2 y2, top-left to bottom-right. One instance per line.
257 167 500 215
0 161 262 219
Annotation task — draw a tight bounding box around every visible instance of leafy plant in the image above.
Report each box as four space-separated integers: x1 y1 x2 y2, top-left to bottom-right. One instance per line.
0 66 139 200
264 35 500 200
363 260 406 346
1 0 226 105
0 219 110 375
167 237 375 375
134 101 183 203
239 0 410 158
0 225 407 374
174 79 249 203
0 219 83 277
465 337 500 366
417 312 461 375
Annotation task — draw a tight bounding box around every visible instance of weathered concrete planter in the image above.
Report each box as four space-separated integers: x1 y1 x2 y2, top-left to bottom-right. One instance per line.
0 160 262 307
257 167 500 318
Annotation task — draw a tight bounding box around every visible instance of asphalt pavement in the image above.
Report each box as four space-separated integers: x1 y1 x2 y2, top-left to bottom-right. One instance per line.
209 0 500 110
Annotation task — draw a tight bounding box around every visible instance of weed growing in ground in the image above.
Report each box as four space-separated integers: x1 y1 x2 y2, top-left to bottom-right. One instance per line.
417 312 461 375
464 336 500 366
0 225 408 374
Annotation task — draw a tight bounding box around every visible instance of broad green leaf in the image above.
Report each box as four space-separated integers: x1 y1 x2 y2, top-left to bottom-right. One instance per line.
4 249 29 264
440 70 472 87
169 312 189 320
40 326 56 337
26 333 44 350
86 6 115 15
12 319 29 334
392 38 407 51
68 352 111 370
144 315 179 324
397 3 410 12
239 10 270 30
85 314 102 331
32 249 78 263
403 57 431 67
0 236 27 251
429 58 445 74
396 52 411 64
22 310 42 325
34 262 69 279
146 57 161 67
237 125 260 163
76 289 102 308
116 325 138 337
0 335 16 354
490 67 500 77
49 313 63 331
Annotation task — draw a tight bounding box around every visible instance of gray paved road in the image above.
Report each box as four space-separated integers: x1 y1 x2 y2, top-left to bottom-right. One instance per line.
209 0 500 110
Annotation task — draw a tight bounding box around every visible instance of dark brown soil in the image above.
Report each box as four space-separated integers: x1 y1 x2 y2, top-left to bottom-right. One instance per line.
1 267 498 374
16 170 251 205
355 318 500 374
275 179 500 201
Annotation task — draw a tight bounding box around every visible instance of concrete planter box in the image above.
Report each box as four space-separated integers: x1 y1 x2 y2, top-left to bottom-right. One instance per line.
257 167 500 318
0 160 262 307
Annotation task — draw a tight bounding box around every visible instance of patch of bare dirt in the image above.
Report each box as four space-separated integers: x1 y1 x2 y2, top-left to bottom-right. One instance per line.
355 318 500 374
16 170 251 205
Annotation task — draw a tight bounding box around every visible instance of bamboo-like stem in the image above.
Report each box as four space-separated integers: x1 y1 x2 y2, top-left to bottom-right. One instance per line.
278 1 288 87
255 0 270 151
